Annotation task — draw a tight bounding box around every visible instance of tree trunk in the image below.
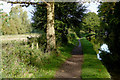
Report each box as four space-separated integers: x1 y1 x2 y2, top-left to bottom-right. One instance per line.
46 2 56 52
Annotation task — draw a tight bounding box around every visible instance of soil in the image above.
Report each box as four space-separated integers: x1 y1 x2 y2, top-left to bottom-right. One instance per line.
53 39 83 80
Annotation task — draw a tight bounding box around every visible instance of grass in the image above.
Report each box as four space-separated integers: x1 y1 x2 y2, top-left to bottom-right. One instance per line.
80 38 111 78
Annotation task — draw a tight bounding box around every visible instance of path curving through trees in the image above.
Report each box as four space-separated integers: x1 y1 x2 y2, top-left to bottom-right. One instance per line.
53 39 83 79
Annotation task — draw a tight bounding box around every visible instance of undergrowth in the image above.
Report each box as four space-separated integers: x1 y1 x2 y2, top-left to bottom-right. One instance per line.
2 32 77 78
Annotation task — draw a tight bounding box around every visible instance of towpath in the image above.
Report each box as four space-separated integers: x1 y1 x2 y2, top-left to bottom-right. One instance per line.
54 39 83 79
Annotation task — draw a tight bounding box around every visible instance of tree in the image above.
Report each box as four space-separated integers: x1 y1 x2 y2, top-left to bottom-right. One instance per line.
82 12 100 33
1 5 31 35
46 2 56 52
0 3 3 31
98 2 120 63
1 12 11 34
9 5 31 34
32 2 85 44
32 3 47 32
54 2 85 39
98 2 120 36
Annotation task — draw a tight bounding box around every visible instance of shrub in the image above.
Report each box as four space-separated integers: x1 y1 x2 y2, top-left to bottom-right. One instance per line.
2 42 44 78
27 33 46 52
55 20 68 45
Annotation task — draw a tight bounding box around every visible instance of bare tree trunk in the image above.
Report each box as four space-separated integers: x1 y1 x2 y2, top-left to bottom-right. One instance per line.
46 2 56 52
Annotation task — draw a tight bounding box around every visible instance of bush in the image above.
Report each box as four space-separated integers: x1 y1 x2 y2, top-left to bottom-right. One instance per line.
27 33 47 52
67 32 78 45
2 42 44 78
55 20 68 45
2 39 73 78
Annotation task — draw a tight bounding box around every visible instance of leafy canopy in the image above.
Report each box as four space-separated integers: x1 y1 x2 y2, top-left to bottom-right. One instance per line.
82 12 100 33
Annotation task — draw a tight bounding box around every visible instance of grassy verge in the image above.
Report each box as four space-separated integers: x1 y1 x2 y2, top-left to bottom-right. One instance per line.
80 38 111 78
2 42 74 78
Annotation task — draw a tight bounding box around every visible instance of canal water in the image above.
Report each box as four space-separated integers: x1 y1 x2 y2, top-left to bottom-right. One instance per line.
87 35 120 80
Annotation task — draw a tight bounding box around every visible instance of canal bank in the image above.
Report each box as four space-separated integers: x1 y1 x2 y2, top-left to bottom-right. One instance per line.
80 38 111 78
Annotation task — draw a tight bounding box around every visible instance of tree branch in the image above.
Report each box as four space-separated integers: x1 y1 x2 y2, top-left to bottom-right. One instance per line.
7 1 50 6
41 0 50 6
7 1 42 5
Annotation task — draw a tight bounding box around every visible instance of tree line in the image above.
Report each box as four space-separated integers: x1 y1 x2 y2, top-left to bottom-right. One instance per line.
98 2 120 63
0 5 32 35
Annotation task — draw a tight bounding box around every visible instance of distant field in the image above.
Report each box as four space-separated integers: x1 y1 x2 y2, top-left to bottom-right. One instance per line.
0 33 41 43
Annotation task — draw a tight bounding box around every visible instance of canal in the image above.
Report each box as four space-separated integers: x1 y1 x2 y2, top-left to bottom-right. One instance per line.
87 35 120 80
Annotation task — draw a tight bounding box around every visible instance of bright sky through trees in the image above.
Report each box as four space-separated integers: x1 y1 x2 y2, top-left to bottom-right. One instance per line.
0 1 34 21
83 2 100 14
0 1 100 22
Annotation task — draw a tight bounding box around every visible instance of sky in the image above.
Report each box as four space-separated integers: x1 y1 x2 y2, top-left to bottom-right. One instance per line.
0 1 100 22
0 1 34 20
83 2 100 14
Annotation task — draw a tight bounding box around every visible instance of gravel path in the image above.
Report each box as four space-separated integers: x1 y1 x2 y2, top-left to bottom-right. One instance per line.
53 39 83 79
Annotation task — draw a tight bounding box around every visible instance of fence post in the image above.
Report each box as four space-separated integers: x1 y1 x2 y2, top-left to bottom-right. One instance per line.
36 43 38 49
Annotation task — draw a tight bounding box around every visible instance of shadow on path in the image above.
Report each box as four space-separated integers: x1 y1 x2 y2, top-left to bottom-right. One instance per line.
53 39 83 79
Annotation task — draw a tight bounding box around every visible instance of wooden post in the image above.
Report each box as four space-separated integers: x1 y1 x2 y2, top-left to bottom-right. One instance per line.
36 43 39 49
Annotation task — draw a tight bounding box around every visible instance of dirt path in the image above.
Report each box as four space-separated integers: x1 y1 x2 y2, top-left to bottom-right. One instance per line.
53 39 83 79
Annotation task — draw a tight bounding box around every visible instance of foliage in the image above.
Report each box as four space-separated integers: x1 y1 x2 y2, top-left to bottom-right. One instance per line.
67 31 79 45
98 2 120 36
80 38 111 78
32 2 86 43
54 20 68 44
54 2 85 37
1 5 32 35
0 3 3 34
2 40 74 78
98 2 120 61
32 3 47 32
81 12 100 33
27 33 47 52
89 36 101 54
